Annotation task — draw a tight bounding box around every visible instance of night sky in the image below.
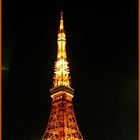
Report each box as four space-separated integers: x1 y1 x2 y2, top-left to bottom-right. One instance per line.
3 0 138 140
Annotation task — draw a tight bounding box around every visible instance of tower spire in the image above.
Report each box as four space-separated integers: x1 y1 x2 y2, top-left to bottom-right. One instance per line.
53 10 71 88
59 10 64 31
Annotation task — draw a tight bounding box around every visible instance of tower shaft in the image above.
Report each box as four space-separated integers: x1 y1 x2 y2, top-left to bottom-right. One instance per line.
42 92 83 140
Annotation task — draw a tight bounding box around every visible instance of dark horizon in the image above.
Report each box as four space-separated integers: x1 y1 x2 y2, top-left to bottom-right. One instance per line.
3 0 138 140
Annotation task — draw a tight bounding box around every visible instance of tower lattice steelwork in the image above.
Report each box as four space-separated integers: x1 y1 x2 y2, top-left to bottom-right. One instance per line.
42 10 84 140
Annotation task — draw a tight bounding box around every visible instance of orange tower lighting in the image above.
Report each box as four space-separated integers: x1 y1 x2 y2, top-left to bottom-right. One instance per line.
42 10 84 140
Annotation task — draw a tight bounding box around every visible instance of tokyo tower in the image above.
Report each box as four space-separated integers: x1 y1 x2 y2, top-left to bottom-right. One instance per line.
42 10 84 140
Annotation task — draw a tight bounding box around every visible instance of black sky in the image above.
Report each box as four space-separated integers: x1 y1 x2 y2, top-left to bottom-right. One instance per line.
2 0 138 140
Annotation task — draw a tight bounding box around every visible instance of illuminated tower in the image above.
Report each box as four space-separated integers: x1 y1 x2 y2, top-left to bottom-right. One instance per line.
42 10 84 140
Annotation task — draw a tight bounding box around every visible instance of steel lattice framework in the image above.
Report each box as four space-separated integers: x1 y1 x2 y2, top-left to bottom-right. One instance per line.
42 10 84 140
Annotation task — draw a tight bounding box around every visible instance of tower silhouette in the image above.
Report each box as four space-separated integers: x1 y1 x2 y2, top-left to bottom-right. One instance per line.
42 10 84 140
